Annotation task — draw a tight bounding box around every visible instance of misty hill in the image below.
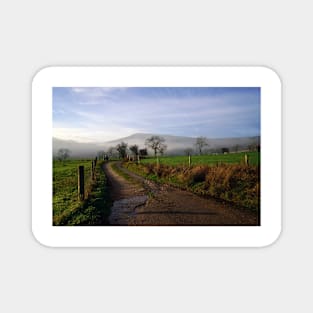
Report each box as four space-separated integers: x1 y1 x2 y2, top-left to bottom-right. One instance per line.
53 133 260 158
53 138 104 158
105 133 196 153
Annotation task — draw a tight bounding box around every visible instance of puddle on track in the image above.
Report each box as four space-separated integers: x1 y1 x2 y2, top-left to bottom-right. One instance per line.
108 195 149 225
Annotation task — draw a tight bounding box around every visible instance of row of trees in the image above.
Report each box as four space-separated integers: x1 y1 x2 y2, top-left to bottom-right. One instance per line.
56 135 259 161
102 136 167 160
185 138 260 155
102 136 210 160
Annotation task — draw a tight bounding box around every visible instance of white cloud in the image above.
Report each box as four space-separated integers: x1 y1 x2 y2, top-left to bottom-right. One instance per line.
71 87 128 95
71 87 86 93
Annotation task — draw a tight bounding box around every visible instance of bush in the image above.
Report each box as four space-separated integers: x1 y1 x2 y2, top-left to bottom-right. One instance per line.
185 166 208 185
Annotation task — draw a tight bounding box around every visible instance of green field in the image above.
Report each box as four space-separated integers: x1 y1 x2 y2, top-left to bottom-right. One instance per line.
140 151 260 166
53 159 110 225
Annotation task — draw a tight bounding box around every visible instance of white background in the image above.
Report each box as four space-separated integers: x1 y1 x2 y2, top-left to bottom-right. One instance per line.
32 67 281 248
0 0 310 312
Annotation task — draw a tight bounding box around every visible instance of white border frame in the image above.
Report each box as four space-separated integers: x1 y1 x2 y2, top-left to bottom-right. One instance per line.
32 66 281 247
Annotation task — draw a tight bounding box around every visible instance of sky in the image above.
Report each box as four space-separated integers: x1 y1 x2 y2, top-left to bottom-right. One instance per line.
53 87 260 143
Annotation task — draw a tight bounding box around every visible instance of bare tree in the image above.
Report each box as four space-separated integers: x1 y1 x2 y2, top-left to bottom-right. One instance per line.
145 136 167 157
195 137 209 155
57 148 71 161
129 144 139 157
116 142 128 159
159 145 166 156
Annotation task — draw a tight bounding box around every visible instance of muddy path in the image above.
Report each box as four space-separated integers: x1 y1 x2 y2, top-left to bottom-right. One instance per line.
102 161 259 226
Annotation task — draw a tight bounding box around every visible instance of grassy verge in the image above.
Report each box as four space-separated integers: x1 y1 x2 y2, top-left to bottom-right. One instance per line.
53 160 111 225
111 161 144 187
124 162 260 211
111 161 135 182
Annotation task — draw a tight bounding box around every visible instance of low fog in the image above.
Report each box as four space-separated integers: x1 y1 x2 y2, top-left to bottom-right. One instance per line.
53 133 260 158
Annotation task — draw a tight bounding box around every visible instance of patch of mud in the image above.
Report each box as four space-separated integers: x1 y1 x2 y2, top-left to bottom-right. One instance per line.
108 195 148 225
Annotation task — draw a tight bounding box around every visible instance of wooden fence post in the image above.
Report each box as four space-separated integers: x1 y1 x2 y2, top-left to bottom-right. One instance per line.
91 161 95 180
137 154 140 164
78 166 84 200
188 154 191 167
244 154 249 166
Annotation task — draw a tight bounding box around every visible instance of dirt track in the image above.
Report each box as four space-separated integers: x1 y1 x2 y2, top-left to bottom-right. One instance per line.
102 161 259 226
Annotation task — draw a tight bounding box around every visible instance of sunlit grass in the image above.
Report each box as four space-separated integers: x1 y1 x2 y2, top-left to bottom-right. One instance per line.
53 159 110 225
140 151 260 167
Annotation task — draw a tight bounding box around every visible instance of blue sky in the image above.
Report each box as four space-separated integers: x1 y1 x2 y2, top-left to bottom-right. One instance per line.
53 87 260 143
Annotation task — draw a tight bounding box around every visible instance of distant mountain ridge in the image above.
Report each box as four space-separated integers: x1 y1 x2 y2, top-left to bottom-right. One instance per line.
53 133 260 158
